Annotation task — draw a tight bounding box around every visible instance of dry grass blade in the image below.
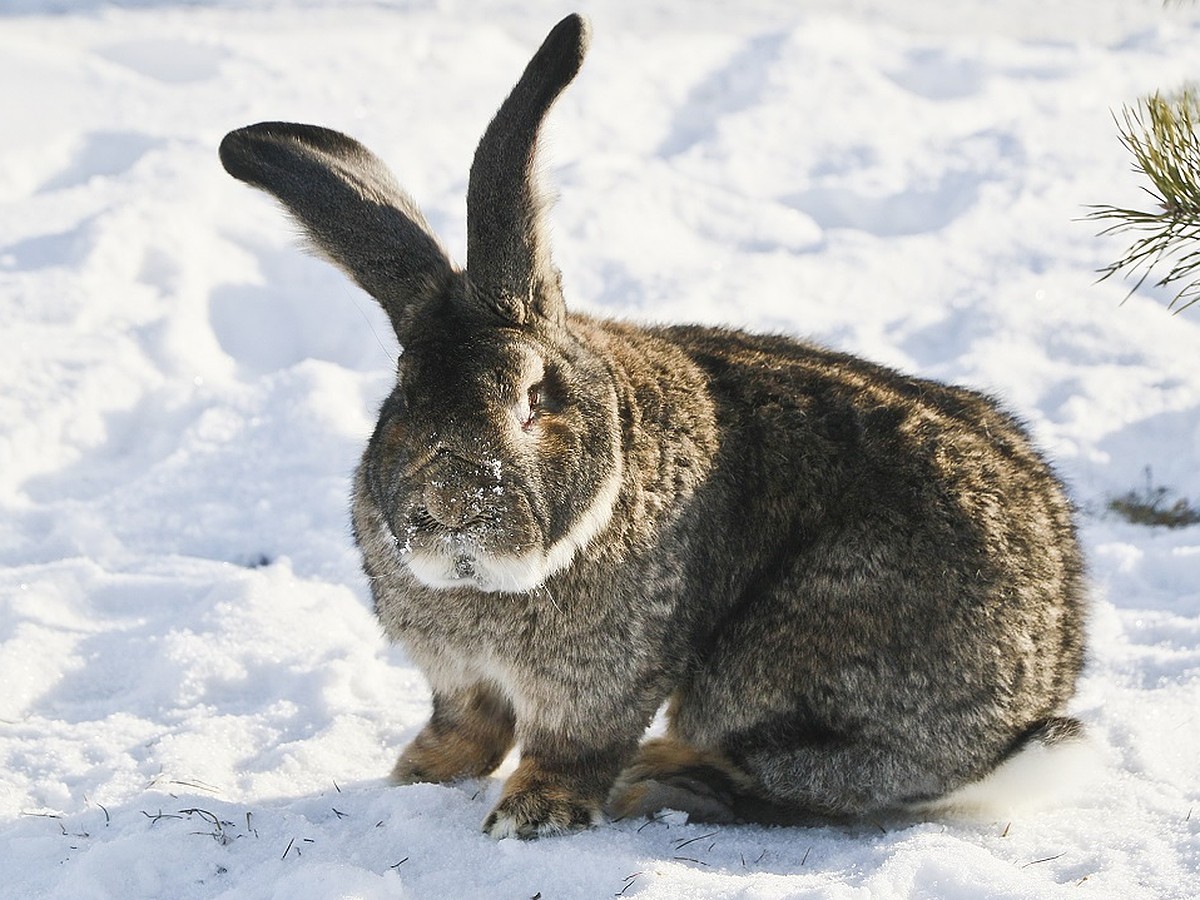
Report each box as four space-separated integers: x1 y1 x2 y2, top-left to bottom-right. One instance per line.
1087 85 1200 312
615 873 642 896
1021 851 1066 868
672 830 718 850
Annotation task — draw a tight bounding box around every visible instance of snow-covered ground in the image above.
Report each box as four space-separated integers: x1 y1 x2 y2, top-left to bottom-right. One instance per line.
2 1 1199 897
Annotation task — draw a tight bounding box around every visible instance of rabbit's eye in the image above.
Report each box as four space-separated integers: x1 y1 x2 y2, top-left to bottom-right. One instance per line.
520 384 542 431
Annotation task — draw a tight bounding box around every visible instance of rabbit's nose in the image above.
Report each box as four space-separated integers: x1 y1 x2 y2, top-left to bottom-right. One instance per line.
422 482 486 530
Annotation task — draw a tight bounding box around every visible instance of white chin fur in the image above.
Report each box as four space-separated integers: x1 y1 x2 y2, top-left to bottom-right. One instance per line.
404 463 622 594
406 549 552 594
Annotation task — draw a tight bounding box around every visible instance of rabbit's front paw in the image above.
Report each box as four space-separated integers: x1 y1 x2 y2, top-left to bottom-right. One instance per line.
392 702 514 785
482 760 602 839
482 788 599 839
392 732 509 784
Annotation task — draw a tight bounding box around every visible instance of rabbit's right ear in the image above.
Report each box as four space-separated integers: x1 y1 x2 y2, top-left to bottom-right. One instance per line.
466 14 589 327
220 122 454 339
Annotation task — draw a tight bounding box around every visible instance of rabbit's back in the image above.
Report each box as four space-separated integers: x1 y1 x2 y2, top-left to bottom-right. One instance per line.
644 323 1085 811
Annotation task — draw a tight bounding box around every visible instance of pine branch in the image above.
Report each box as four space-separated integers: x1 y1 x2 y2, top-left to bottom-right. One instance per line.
1087 84 1200 312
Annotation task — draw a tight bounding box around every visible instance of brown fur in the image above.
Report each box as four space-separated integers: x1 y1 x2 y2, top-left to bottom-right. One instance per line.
392 685 514 783
607 737 760 823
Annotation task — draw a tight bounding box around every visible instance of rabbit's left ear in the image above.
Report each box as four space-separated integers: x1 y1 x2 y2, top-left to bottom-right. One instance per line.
466 14 590 327
220 122 454 339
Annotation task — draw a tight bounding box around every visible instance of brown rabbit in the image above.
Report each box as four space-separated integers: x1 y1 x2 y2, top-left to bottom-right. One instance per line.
219 13 1087 839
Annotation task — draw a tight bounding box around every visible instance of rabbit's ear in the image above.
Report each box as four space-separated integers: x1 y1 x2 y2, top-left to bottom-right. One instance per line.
220 122 454 339
466 14 590 326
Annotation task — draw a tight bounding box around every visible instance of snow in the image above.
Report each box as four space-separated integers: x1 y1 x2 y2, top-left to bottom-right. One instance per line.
2 0 1199 897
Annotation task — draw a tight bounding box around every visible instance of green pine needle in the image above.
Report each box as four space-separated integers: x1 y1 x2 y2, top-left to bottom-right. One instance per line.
1088 84 1200 312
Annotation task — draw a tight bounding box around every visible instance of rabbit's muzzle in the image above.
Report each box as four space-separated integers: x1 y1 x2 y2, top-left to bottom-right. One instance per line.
371 440 623 596
385 457 551 594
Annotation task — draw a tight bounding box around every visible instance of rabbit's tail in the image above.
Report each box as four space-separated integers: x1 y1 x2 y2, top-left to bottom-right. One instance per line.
1009 715 1086 751
907 715 1099 820
608 719 1096 826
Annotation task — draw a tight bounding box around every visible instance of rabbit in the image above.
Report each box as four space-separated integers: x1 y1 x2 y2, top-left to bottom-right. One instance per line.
218 13 1087 839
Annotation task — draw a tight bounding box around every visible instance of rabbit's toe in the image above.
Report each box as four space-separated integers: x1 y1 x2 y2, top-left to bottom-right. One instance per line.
608 775 738 824
482 787 600 839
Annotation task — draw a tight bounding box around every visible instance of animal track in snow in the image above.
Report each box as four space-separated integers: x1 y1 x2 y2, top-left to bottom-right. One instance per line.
208 241 394 377
886 47 987 100
39 131 161 192
95 37 226 84
1 219 92 271
787 170 984 237
788 129 1023 237
657 31 791 158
